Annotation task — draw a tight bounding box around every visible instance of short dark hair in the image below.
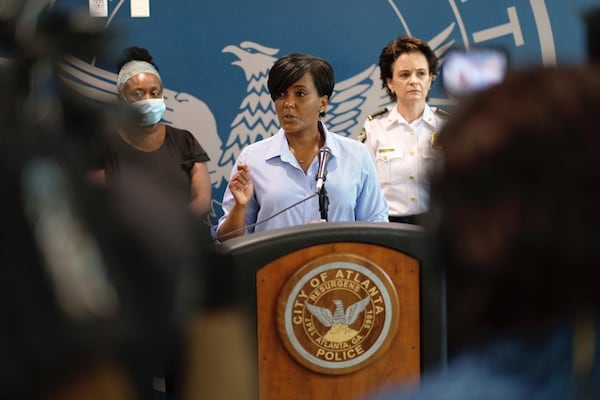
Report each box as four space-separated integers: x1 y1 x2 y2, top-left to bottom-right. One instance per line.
267 53 335 116
429 66 600 350
378 36 439 102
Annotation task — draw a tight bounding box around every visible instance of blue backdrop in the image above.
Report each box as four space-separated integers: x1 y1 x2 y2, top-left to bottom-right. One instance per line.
52 0 598 224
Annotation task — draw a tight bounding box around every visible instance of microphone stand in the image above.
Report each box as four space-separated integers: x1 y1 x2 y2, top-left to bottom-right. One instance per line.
319 184 329 222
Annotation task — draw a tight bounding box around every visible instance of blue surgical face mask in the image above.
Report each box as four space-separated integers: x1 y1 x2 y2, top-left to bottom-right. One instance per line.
130 98 166 126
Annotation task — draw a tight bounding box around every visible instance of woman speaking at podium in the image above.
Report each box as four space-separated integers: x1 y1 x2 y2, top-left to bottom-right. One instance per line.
215 53 388 240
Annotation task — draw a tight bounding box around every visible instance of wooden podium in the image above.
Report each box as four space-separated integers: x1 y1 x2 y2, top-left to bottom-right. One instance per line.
215 222 446 400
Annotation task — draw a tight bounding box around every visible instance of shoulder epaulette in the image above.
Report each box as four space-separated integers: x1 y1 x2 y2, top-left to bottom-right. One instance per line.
433 107 451 119
359 107 390 143
367 107 389 121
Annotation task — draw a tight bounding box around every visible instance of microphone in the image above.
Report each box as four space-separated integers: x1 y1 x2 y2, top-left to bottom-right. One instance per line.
315 146 331 193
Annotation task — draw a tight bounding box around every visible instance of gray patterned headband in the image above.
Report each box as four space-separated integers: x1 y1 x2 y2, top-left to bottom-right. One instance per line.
116 60 161 93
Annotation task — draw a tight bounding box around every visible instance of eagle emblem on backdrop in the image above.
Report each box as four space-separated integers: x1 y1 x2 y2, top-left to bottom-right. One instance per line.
218 26 456 174
59 28 452 186
46 0 560 224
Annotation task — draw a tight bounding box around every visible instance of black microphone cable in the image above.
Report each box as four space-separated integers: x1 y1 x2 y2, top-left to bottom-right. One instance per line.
214 192 319 242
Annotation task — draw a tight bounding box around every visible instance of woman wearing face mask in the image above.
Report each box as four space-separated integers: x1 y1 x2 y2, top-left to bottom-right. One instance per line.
89 46 212 217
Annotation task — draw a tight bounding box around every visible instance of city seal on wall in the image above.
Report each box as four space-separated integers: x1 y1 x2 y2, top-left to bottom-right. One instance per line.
277 253 399 375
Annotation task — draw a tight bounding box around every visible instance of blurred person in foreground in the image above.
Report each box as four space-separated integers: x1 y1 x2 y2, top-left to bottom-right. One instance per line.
215 53 388 240
359 36 447 225
372 65 600 399
0 3 210 400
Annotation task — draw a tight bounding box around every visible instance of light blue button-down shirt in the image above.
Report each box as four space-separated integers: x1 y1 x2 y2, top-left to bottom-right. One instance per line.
215 123 388 236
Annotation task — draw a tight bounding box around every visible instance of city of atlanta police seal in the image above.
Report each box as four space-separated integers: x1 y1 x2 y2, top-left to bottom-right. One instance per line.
277 253 399 375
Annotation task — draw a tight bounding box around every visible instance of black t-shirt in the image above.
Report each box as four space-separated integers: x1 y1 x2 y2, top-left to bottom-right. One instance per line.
96 125 210 200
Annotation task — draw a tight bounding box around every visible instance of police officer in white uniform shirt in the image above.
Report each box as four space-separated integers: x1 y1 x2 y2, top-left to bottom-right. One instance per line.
360 36 447 224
